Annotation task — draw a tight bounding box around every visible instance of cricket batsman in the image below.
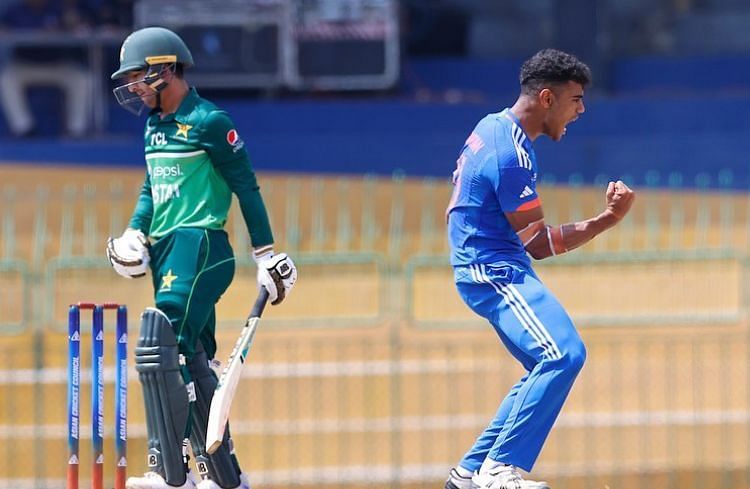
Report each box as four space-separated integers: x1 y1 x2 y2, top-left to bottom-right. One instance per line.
444 49 635 489
106 27 297 489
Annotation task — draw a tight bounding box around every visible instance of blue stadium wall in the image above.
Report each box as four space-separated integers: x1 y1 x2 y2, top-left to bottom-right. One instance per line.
2 56 750 189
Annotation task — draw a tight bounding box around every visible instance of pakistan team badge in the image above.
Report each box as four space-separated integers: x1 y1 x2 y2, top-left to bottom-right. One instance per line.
161 269 178 291
175 123 192 139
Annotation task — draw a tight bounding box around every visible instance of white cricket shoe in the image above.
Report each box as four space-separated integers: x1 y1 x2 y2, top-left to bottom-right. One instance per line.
445 467 474 489
472 465 550 489
126 470 199 489
196 472 251 489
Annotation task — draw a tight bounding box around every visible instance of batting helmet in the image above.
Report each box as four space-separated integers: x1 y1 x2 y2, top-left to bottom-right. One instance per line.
111 27 194 115
112 26 194 80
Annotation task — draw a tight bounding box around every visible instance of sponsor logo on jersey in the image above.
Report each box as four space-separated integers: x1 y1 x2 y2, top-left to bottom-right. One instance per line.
151 164 183 178
519 185 534 199
150 132 167 146
226 128 245 153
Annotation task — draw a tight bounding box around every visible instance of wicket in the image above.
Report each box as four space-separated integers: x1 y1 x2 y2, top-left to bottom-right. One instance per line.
67 302 128 489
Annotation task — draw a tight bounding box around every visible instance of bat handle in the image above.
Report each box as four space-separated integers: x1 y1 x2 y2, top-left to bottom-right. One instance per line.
252 287 270 318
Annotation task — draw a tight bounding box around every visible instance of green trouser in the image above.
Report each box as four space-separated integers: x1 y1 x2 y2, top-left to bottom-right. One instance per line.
144 228 239 481
149 227 235 361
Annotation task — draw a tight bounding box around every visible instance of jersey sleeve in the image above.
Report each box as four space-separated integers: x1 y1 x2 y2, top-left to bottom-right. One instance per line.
127 171 153 235
199 110 248 164
200 110 274 248
494 150 540 212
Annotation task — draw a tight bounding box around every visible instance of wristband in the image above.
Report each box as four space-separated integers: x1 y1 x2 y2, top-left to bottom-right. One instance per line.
252 245 274 264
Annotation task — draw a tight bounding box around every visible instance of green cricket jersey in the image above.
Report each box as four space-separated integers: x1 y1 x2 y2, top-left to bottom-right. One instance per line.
128 88 273 246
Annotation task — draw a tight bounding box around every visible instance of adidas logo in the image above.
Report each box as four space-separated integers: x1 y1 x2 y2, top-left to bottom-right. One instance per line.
519 186 534 198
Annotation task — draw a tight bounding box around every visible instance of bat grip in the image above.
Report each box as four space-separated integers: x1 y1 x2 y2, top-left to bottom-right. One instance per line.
252 287 270 318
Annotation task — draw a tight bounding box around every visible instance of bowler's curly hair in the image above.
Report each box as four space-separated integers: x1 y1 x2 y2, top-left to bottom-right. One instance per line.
519 49 591 95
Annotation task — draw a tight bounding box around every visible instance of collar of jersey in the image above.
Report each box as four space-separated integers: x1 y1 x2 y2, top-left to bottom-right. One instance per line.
500 108 531 143
150 87 199 123
501 107 520 125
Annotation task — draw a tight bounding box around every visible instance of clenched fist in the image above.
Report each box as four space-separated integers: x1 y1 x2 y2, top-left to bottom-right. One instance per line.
604 180 635 221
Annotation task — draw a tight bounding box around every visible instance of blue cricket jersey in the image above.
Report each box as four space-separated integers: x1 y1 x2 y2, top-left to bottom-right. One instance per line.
448 109 586 474
447 109 541 267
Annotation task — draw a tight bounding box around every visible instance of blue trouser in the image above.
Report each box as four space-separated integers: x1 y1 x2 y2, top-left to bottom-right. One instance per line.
454 262 586 472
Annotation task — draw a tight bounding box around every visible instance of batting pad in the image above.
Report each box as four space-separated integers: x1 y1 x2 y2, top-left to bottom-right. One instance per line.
135 308 190 486
187 342 242 489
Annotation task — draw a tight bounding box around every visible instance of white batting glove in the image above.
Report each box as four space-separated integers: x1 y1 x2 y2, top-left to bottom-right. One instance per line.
254 247 297 305
106 228 150 279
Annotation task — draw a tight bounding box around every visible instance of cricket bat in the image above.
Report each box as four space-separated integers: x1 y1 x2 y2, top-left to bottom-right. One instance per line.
206 287 269 454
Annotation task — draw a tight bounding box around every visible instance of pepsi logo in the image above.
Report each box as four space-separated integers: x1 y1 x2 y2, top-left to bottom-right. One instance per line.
226 129 239 145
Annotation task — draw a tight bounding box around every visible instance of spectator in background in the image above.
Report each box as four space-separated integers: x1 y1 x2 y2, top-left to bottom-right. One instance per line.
93 0 133 31
0 0 93 137
402 0 468 56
